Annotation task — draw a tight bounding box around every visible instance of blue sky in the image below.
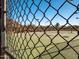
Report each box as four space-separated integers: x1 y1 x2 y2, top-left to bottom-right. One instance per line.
7 0 79 26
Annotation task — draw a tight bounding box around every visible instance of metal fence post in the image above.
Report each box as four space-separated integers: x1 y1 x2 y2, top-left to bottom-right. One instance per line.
0 0 5 59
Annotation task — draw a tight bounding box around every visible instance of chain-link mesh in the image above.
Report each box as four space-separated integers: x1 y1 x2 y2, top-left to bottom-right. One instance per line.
6 0 79 59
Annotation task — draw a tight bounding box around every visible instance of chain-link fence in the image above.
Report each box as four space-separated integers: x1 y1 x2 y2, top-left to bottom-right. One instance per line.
6 0 79 59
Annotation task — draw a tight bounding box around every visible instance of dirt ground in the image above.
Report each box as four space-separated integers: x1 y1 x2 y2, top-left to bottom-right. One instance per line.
6 31 79 59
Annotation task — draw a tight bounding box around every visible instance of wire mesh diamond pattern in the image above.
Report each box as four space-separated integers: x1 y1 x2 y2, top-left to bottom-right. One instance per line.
6 0 79 59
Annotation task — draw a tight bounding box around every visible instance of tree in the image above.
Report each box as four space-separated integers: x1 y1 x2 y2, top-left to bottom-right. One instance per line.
55 23 60 30
70 26 73 33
